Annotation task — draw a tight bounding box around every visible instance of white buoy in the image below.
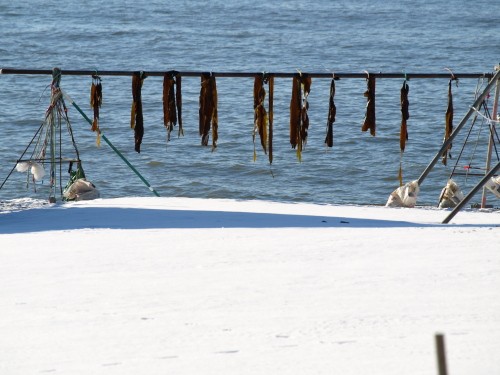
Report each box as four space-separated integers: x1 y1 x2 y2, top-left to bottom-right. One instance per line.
484 176 500 199
386 180 420 208
439 179 465 208
15 161 30 172
30 162 45 181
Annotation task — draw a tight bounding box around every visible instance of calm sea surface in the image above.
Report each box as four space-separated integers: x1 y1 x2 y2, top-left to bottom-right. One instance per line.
1 0 499 205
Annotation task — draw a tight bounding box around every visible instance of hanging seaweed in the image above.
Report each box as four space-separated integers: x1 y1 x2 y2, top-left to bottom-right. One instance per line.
90 74 102 146
163 72 177 141
176 74 183 137
199 73 218 149
324 77 336 147
400 80 409 152
267 74 274 165
301 76 311 146
362 74 376 136
290 73 311 161
398 79 410 186
253 74 268 160
162 71 183 142
442 78 454 165
199 73 211 145
211 78 218 150
290 75 301 149
130 71 145 153
252 73 274 165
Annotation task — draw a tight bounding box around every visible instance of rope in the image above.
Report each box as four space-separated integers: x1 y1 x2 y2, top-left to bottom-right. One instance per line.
446 76 500 188
448 87 487 183
418 68 500 186
0 122 45 191
465 104 486 183
1 68 86 200
471 106 500 123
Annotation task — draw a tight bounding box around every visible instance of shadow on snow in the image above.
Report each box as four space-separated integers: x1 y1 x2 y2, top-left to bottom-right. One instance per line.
0 204 478 234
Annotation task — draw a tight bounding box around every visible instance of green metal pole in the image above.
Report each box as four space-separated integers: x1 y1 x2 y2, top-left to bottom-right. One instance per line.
61 90 160 197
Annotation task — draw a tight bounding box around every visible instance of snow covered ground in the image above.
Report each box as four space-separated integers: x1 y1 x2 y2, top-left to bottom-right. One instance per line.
0 197 499 375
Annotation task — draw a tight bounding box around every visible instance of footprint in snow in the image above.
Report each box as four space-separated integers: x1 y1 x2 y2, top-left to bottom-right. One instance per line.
101 362 121 367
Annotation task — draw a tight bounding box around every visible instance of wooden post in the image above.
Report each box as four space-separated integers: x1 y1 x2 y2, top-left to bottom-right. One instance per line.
435 333 448 375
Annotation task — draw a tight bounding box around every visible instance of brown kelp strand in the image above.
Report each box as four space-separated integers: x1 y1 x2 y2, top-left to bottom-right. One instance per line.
289 76 301 149
176 74 183 137
398 80 410 186
324 78 336 147
199 74 210 146
253 74 268 160
400 80 409 152
89 75 102 146
362 75 376 136
289 74 312 161
442 79 454 165
398 163 404 187
301 76 311 144
211 77 218 150
267 75 274 165
163 73 177 141
199 73 218 149
131 72 145 153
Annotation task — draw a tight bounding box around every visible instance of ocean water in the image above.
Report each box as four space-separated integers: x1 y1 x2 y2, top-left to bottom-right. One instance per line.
0 0 499 205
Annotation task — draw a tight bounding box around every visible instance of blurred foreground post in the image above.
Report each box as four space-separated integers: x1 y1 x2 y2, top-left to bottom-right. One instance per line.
435 333 448 375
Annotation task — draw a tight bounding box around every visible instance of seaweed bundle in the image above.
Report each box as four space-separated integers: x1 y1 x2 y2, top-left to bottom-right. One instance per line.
253 73 275 164
199 73 218 149
442 79 454 165
290 73 311 161
163 73 176 140
362 74 376 136
400 80 409 152
176 74 183 137
130 71 145 153
324 77 336 147
290 76 301 149
90 75 102 146
253 74 268 160
267 75 274 165
399 79 410 185
163 71 183 141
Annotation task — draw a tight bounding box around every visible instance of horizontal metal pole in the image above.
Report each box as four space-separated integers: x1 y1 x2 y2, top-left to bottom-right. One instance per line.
0 68 494 79
17 158 80 163
447 171 491 177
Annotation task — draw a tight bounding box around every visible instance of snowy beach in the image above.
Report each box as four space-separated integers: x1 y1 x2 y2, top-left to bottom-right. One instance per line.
0 197 499 374
2 0 500 372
